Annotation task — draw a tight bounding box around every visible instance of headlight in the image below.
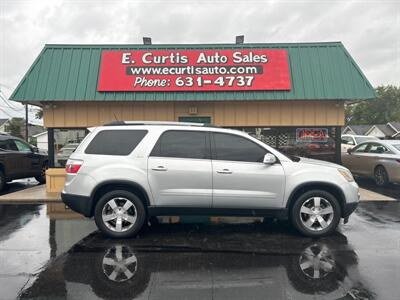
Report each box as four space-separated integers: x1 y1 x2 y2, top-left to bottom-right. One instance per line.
338 168 354 182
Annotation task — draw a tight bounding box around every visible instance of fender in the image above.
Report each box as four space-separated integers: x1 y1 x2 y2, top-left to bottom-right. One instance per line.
89 179 151 212
286 181 346 211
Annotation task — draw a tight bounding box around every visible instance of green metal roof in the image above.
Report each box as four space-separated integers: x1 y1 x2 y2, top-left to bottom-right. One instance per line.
10 42 375 103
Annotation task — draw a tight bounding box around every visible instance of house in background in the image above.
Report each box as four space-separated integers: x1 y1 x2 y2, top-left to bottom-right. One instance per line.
342 125 371 135
0 119 10 133
342 122 400 139
365 123 400 139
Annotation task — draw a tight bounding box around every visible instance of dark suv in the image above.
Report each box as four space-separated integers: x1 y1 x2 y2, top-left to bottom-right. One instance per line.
0 133 48 190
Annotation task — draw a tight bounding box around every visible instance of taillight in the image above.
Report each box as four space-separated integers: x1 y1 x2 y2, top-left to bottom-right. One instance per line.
66 159 83 174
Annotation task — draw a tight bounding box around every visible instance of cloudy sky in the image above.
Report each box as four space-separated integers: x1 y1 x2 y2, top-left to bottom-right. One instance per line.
0 0 399 120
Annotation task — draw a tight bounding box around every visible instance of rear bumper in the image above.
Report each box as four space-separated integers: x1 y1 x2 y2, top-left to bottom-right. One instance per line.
61 192 93 217
343 202 358 218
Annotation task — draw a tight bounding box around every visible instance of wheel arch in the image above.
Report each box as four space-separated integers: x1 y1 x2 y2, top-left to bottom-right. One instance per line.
90 180 151 216
286 182 346 218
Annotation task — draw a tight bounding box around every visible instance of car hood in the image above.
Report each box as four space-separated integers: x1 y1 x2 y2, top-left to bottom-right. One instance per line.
298 157 341 169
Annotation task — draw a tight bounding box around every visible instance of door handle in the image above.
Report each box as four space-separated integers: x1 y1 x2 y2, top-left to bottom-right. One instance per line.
217 169 232 174
152 166 168 171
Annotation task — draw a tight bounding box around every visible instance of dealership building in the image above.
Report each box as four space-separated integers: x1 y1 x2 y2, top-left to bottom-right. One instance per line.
10 42 375 192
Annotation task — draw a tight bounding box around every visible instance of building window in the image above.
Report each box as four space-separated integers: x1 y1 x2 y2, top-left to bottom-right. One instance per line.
232 127 338 162
54 129 88 167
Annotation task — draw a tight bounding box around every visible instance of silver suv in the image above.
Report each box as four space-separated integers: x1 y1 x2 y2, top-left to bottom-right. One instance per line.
61 121 359 238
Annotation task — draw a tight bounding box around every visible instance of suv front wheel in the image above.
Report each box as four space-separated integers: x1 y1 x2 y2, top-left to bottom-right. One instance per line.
291 190 341 237
94 190 146 238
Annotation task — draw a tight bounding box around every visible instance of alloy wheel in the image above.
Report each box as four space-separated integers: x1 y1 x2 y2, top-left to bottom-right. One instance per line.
374 167 387 186
102 197 138 233
102 245 138 282
299 197 334 231
299 243 335 279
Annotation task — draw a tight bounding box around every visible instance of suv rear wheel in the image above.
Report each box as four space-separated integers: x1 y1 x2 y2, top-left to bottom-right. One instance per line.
291 190 341 237
94 190 146 238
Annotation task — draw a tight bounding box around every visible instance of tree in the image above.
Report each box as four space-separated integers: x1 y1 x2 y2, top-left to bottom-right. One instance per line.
4 118 24 138
35 109 43 119
345 85 400 125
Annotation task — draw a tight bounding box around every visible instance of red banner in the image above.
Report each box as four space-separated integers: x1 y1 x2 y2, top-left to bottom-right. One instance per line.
97 49 291 92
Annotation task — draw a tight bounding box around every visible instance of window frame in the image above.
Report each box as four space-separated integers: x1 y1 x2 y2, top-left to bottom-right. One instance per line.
341 136 354 145
367 142 391 154
211 131 271 163
149 129 211 160
352 143 370 153
84 129 148 156
12 139 33 153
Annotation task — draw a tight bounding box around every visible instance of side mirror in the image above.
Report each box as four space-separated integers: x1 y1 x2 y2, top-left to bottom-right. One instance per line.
347 148 352 155
263 153 277 164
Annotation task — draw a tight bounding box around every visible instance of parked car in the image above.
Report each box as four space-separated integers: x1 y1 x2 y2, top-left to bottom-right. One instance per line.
342 140 400 186
61 121 359 238
56 143 80 167
0 134 48 190
341 134 378 153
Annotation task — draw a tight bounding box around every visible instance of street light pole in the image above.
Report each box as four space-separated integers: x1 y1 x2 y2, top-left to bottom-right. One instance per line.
25 103 28 142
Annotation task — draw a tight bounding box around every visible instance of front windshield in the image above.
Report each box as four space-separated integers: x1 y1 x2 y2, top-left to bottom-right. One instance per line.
355 136 377 144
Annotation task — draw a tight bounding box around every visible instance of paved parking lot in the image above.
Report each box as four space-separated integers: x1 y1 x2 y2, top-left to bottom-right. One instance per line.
0 201 399 300
356 178 400 200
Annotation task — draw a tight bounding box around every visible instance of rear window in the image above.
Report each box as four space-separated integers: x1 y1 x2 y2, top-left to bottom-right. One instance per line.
85 130 147 155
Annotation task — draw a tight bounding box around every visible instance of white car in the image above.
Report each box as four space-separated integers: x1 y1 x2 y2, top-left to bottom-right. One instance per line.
341 134 378 153
61 121 359 238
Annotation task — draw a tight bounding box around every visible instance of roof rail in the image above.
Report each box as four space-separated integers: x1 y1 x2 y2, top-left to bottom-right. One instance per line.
103 121 219 128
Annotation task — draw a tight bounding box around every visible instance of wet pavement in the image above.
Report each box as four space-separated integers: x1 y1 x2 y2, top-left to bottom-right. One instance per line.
0 202 399 300
355 178 400 200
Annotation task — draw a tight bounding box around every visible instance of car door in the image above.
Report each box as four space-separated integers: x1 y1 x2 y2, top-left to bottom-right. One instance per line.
211 132 285 209
364 143 390 177
7 139 33 178
0 139 19 179
344 143 370 175
147 130 212 207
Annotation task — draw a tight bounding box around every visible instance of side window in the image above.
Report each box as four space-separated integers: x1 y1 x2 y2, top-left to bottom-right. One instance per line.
150 130 209 159
0 140 10 151
13 140 32 152
213 133 267 162
85 130 147 155
353 143 369 153
341 137 354 145
368 143 389 154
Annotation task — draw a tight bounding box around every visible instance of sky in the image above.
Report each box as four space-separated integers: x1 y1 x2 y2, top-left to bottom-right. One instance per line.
0 0 399 121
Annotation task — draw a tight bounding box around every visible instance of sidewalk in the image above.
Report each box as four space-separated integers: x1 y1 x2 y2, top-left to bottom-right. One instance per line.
0 185 60 203
0 184 396 203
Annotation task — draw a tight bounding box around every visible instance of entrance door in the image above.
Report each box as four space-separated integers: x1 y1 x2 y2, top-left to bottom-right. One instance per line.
211 132 285 209
148 130 212 207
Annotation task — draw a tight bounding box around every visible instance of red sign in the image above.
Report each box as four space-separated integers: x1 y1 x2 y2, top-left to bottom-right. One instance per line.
296 128 329 143
97 49 291 92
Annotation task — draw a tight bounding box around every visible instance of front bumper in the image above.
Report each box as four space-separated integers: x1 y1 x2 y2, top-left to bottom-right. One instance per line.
61 192 93 217
342 202 358 218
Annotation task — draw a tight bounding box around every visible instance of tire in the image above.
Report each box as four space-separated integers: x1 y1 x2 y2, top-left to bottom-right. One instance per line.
35 163 48 184
374 165 389 187
0 170 5 191
291 190 341 238
94 190 146 238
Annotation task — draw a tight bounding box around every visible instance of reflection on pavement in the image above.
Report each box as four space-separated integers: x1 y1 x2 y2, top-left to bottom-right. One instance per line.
2 203 398 299
18 205 372 300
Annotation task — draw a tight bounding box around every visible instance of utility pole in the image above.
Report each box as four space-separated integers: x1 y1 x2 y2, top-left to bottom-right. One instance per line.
25 104 28 142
